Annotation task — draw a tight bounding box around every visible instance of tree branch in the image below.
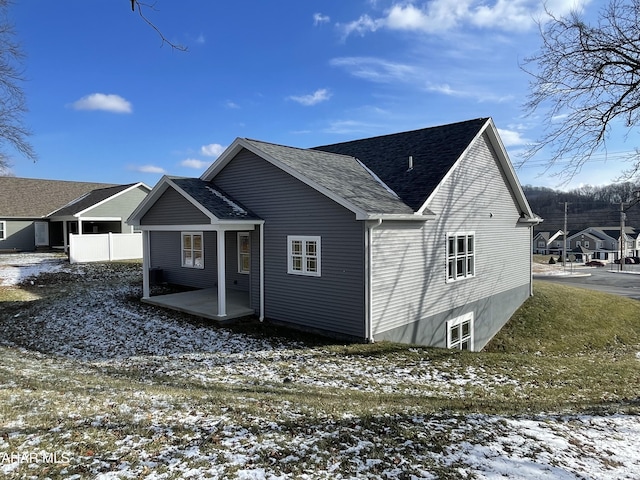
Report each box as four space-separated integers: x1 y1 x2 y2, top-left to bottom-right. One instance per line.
522 0 640 183
132 1 187 52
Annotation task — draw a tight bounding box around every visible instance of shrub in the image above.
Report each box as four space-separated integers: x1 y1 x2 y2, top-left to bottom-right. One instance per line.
548 257 556 264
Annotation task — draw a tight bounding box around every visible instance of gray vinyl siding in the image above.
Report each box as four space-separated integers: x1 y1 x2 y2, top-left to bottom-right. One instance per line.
225 230 251 292
84 185 149 231
375 283 530 349
0 219 37 251
371 132 532 349
213 149 366 339
149 230 218 289
141 188 209 225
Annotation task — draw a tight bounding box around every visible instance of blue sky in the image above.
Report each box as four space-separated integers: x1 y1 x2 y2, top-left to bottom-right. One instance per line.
6 0 632 190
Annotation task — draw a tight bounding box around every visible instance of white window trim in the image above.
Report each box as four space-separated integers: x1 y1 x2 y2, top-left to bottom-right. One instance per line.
287 235 321 277
181 232 204 269
0 220 5 240
446 231 475 283
446 312 474 351
237 232 250 274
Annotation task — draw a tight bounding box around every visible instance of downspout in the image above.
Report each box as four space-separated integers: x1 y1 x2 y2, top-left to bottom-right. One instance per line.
366 219 382 343
259 223 265 321
530 225 534 296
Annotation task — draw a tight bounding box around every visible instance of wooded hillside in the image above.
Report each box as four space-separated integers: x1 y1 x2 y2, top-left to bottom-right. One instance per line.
524 183 640 233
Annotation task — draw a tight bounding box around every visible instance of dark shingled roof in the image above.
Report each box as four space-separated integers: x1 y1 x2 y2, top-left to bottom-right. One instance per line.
171 177 261 221
0 177 117 218
50 184 138 216
313 118 489 211
243 139 414 215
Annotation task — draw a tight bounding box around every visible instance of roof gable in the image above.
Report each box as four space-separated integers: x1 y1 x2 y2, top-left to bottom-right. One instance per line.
313 118 489 212
196 118 537 223
201 138 422 220
0 177 117 218
128 176 261 225
171 178 260 221
48 183 149 217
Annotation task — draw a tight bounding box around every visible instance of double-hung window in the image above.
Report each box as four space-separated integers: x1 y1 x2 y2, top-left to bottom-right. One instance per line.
287 235 321 276
447 232 475 282
0 221 5 240
447 313 474 350
182 232 204 269
238 232 250 274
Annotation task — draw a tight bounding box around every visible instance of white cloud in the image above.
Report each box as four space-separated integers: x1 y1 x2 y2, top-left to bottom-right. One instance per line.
131 165 166 174
288 88 332 106
339 14 383 38
314 13 330 25
498 128 529 147
70 93 132 114
424 82 513 102
330 57 415 83
200 143 226 157
225 100 240 109
181 158 209 169
340 0 593 38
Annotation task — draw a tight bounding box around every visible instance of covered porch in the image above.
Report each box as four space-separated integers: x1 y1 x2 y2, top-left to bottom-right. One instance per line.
142 288 254 322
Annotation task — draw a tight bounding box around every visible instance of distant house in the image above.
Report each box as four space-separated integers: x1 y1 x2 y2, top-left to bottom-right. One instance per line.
129 118 541 350
533 230 564 255
566 226 637 262
0 177 150 252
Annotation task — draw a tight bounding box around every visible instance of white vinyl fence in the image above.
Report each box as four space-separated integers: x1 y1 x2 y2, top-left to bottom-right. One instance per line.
69 233 142 264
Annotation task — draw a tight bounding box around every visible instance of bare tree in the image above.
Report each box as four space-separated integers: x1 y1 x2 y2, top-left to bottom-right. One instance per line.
523 0 640 183
0 0 35 173
131 1 187 51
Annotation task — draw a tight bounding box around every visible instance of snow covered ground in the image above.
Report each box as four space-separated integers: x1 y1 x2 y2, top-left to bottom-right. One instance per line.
1 253 639 479
0 251 71 286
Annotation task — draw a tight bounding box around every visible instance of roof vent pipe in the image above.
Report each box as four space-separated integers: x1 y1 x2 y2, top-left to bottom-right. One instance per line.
408 155 413 171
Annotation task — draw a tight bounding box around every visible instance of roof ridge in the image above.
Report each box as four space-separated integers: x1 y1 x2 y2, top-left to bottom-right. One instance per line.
244 138 357 161
313 117 490 148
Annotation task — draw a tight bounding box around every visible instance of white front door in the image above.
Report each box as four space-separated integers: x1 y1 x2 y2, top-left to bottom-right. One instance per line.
34 221 49 246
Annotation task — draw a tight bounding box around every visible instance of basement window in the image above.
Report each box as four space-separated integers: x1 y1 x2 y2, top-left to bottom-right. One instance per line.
447 313 474 351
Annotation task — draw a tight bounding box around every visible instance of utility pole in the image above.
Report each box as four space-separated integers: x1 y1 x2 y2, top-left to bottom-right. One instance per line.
619 191 640 271
620 202 626 271
563 202 568 271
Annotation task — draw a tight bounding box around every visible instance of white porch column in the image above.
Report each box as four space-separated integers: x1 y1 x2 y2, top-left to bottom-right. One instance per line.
142 230 150 298
217 229 227 317
63 221 69 252
77 218 83 235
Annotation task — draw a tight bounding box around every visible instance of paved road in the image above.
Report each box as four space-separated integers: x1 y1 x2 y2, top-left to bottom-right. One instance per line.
536 265 640 300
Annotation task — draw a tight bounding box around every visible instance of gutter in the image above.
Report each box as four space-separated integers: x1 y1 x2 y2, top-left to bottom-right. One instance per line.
366 219 382 343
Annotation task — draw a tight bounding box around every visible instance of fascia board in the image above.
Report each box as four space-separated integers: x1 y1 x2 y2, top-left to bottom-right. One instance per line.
358 213 436 221
46 215 76 222
208 138 371 219
138 221 263 232
74 216 121 221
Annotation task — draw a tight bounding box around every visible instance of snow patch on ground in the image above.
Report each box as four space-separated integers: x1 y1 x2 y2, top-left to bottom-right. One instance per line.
0 252 71 286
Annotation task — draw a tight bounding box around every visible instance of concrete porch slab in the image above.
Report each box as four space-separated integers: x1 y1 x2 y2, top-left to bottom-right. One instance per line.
142 288 254 322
